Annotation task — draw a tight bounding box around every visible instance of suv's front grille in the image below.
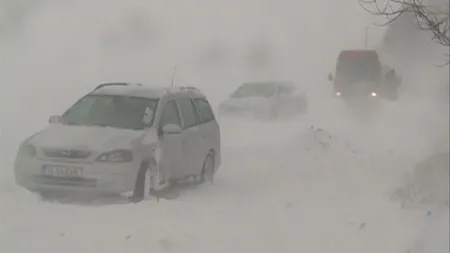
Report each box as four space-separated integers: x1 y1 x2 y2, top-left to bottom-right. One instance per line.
43 148 92 159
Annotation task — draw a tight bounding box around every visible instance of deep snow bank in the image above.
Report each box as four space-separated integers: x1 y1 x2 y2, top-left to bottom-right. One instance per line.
392 152 449 209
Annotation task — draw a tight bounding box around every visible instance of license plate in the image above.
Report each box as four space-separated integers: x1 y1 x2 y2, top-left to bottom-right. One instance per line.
42 165 82 178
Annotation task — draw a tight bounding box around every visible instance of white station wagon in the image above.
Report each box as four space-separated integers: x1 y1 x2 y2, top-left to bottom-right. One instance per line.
14 83 221 201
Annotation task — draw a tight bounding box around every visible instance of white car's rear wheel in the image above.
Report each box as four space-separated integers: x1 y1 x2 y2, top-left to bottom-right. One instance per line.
200 153 215 184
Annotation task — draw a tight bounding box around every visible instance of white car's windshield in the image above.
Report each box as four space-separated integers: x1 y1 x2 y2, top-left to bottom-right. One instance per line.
231 82 277 98
61 94 159 130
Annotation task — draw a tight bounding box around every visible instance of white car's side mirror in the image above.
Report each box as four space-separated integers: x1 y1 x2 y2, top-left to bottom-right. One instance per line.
48 115 62 124
162 124 182 135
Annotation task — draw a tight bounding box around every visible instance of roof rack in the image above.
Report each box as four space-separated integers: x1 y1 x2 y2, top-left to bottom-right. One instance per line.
164 86 200 94
180 86 200 91
94 82 141 91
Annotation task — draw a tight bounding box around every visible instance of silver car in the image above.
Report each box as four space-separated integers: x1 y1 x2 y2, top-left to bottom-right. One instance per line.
14 82 221 201
218 81 308 120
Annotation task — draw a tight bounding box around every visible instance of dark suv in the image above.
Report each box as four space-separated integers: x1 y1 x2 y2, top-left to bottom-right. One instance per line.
328 49 401 101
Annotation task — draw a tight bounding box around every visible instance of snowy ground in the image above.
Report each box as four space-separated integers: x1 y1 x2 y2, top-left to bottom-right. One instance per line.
0 101 448 253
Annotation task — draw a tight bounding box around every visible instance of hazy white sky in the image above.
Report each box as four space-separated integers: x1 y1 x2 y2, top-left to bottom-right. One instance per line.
0 0 446 157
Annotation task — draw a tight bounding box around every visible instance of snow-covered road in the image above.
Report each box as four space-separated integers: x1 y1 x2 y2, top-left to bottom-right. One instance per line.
0 113 446 253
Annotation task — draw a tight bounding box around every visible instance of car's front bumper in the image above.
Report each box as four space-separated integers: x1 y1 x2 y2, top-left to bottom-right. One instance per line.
14 157 140 195
218 105 276 119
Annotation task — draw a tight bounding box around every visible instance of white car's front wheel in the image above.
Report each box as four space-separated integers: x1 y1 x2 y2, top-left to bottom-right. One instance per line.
131 159 169 202
131 160 152 202
200 153 215 184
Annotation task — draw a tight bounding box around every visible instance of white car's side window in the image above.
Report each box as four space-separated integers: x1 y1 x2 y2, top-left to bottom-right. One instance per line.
177 98 200 129
159 100 181 127
193 98 215 123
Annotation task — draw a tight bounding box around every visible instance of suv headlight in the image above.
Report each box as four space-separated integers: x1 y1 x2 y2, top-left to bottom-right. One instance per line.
97 149 133 163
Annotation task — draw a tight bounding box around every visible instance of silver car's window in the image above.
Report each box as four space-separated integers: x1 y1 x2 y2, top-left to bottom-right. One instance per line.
61 94 159 130
177 98 200 129
193 98 215 123
231 82 277 98
159 100 181 127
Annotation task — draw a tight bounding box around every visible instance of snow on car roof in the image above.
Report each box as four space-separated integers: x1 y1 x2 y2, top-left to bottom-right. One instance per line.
92 84 165 98
91 83 205 99
338 49 379 61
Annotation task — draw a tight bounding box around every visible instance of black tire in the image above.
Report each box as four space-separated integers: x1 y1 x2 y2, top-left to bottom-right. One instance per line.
200 153 215 184
131 160 151 203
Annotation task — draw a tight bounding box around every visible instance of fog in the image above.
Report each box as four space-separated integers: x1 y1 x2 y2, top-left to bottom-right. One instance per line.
0 0 378 175
0 0 448 252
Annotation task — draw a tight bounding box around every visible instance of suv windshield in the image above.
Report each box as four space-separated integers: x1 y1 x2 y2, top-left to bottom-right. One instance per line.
336 51 381 83
231 82 277 98
61 94 159 130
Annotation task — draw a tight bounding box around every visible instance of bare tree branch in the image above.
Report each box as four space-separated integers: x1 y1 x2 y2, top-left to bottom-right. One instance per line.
360 0 450 65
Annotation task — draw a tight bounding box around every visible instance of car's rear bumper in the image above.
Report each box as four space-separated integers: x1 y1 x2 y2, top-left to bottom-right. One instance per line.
219 109 260 118
219 103 279 119
219 109 254 118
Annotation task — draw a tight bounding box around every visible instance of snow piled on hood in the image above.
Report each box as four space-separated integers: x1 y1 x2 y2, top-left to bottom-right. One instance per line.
29 124 147 151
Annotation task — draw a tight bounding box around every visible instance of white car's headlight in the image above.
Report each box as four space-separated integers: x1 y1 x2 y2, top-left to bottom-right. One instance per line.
97 149 133 163
371 92 377 97
17 144 36 158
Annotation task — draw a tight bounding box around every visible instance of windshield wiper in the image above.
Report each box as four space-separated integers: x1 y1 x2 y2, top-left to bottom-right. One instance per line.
65 121 109 127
